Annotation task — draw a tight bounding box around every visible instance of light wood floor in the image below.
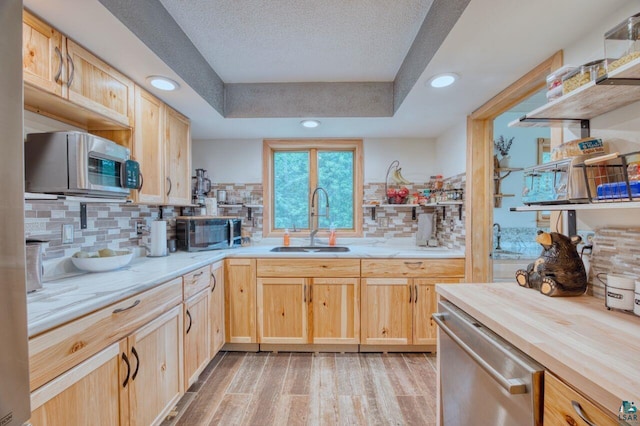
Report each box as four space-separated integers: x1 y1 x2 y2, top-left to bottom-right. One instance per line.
163 351 437 426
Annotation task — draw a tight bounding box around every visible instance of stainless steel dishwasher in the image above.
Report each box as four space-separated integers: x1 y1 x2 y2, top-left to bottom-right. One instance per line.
433 301 544 426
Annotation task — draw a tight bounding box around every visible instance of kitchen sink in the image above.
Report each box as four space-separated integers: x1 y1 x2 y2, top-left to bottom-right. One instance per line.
270 246 350 253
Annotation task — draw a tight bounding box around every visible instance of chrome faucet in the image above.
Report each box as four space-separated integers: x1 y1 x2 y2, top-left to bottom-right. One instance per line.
493 223 502 250
309 187 330 246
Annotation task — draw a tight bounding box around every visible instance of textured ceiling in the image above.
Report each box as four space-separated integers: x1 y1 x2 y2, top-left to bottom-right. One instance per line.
158 0 433 83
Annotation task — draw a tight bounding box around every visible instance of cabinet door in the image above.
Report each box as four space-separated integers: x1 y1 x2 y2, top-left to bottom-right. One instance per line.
165 106 191 206
225 259 257 344
413 278 462 345
66 39 135 126
184 290 210 389
210 261 225 356
22 11 65 96
133 86 165 204
128 305 184 426
257 277 308 344
361 278 412 345
312 278 359 344
30 341 128 426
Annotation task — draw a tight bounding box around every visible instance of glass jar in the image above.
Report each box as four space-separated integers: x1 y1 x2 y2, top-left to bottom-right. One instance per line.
605 13 640 73
434 175 444 190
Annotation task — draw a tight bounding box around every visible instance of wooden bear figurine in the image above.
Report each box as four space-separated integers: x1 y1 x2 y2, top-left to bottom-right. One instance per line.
515 231 587 297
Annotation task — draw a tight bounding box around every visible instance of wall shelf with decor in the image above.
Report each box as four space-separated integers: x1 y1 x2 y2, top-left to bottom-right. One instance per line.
362 204 424 221
218 204 263 220
508 55 640 138
493 168 523 208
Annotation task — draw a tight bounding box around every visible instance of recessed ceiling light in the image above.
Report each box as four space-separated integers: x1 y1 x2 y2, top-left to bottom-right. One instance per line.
300 119 321 128
428 73 459 88
146 75 180 91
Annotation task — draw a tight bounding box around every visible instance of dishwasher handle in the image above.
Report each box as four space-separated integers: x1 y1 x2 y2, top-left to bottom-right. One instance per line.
432 312 528 395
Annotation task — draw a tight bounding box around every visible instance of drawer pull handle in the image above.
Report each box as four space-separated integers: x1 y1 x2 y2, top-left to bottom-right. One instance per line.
131 346 140 380
211 272 217 292
113 299 140 314
121 352 131 388
409 284 413 303
414 284 418 303
403 261 423 269
192 271 204 278
186 309 193 334
303 284 307 303
571 401 596 426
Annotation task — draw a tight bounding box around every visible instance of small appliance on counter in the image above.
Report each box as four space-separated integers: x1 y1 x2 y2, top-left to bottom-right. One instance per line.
191 168 212 205
24 131 140 198
176 217 242 251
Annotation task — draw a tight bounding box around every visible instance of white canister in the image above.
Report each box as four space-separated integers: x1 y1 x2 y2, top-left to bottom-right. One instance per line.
606 285 634 311
635 281 640 317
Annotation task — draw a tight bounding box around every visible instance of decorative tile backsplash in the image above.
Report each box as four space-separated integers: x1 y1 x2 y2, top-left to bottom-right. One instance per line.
588 227 640 299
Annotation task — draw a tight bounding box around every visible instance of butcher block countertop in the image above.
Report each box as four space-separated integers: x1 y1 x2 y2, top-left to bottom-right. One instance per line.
436 283 640 418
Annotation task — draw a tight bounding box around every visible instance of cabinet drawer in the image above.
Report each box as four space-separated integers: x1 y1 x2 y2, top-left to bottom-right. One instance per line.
183 265 211 299
257 259 360 278
544 373 618 426
29 277 182 391
361 259 464 278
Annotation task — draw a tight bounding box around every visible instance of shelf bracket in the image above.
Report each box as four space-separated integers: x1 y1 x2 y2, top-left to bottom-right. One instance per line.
247 206 253 221
371 206 376 221
595 76 640 86
412 207 417 221
458 204 462 221
580 120 590 139
567 210 577 237
80 203 87 229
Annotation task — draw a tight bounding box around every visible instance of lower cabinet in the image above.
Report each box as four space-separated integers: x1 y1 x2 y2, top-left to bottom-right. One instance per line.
256 275 360 345
209 261 225 356
183 289 210 389
544 372 618 426
361 277 463 346
30 305 184 426
30 342 126 426
225 258 257 344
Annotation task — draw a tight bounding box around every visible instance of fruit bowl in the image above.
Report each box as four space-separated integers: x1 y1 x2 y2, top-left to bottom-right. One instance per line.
71 249 134 272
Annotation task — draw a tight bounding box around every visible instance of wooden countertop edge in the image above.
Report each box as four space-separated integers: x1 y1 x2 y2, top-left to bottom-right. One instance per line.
436 283 640 418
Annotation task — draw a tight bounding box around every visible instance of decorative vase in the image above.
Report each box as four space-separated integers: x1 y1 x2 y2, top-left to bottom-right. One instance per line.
499 155 511 168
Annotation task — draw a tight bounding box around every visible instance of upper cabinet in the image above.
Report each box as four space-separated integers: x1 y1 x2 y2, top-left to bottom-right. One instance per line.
133 86 192 206
22 10 134 129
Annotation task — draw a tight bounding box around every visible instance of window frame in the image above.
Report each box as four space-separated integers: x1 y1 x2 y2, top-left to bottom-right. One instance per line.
263 139 363 238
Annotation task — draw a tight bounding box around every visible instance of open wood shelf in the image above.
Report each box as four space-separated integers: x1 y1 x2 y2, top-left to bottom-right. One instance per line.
509 56 640 128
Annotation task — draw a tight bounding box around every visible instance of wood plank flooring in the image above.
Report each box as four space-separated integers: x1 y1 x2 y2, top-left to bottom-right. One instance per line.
162 352 437 426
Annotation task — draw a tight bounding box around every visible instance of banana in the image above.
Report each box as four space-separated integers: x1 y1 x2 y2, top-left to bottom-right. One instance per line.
391 168 402 184
396 168 411 185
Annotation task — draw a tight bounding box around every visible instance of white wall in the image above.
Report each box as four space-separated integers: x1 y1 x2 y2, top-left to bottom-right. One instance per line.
192 138 440 184
435 123 467 177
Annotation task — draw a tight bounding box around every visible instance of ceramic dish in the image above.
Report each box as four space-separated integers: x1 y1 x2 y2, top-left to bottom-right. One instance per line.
71 250 134 272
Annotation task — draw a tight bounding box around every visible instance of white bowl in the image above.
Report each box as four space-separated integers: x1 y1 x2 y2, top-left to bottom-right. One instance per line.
71 250 134 272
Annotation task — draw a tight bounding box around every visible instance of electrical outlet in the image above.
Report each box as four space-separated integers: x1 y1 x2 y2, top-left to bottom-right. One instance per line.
62 223 74 244
136 221 145 235
377 217 389 227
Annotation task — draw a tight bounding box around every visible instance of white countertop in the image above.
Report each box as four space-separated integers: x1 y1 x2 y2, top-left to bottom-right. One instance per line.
28 240 463 337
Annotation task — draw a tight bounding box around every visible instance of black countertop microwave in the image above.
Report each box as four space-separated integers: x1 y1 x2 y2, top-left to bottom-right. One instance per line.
176 217 242 251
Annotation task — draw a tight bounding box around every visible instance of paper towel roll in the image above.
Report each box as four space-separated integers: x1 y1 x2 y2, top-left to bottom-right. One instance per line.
150 220 167 256
205 197 218 216
416 213 433 246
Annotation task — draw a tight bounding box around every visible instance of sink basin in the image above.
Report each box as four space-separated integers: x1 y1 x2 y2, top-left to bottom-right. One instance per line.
270 246 350 253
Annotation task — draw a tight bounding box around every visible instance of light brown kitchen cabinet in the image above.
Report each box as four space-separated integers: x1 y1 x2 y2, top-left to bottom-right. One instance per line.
30 299 184 426
132 87 192 206
30 342 127 426
22 11 134 128
164 106 192 205
361 259 464 347
183 289 210 389
126 305 184 426
256 259 360 346
133 86 165 204
544 373 618 426
225 259 257 344
22 10 64 97
257 277 308 344
209 261 225 356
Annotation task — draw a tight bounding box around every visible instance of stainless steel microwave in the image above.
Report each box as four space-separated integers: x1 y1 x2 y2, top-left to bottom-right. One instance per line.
25 131 140 198
176 217 242 251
